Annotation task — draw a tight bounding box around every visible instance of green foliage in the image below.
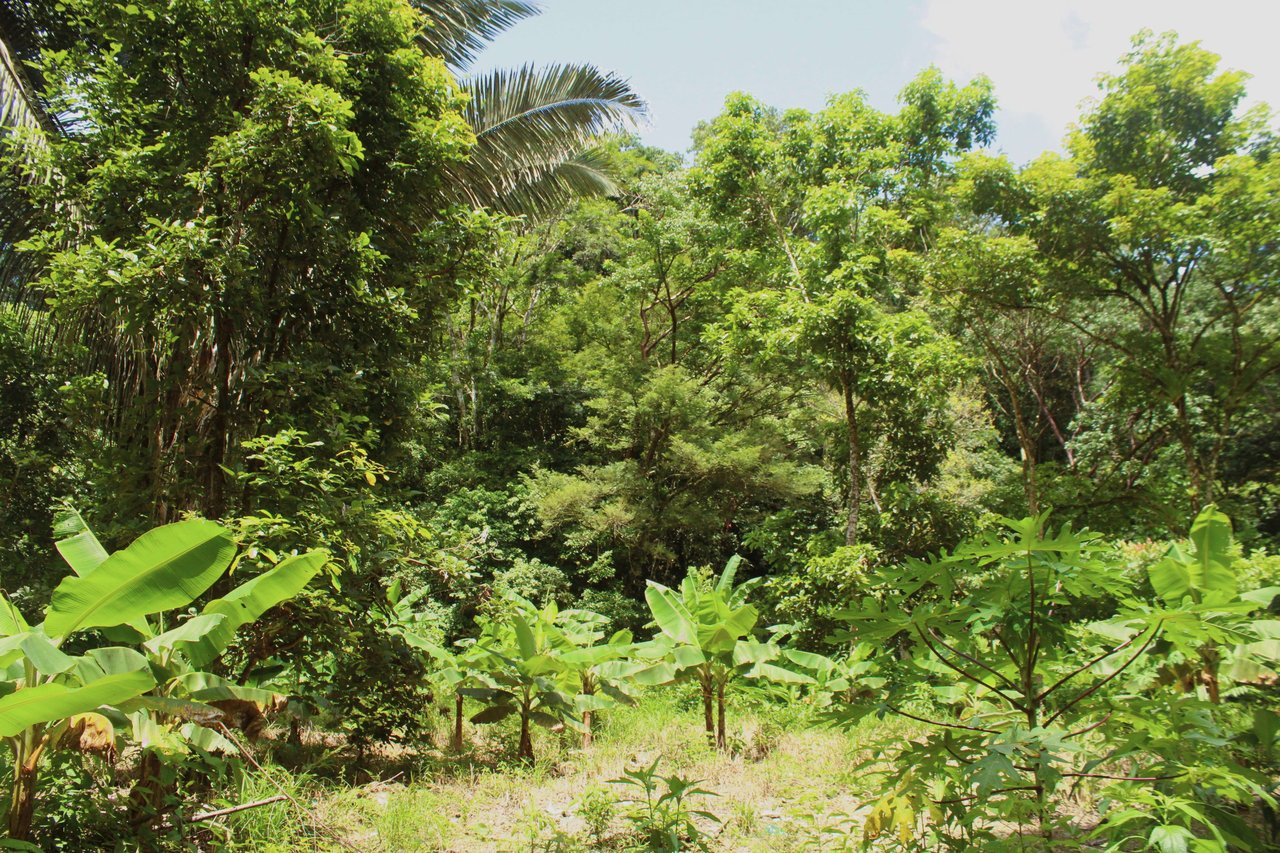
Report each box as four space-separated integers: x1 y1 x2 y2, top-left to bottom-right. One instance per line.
838 508 1277 851
0 512 320 841
609 757 719 853
460 595 633 761
636 558 818 749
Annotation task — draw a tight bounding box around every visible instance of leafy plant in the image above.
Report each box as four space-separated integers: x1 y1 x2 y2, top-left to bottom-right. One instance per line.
839 510 1279 850
0 510 322 841
609 757 719 853
636 558 814 748
462 596 581 762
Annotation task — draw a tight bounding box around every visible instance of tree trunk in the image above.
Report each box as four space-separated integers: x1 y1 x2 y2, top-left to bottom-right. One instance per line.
518 710 534 763
128 749 167 829
700 675 715 748
582 709 593 749
842 378 862 545
716 680 727 751
7 751 38 841
452 692 464 752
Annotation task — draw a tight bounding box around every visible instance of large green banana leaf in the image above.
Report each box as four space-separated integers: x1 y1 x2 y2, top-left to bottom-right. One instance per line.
644 583 698 646
43 520 236 639
0 669 155 737
0 594 28 637
144 615 227 656
183 550 326 667
53 507 110 576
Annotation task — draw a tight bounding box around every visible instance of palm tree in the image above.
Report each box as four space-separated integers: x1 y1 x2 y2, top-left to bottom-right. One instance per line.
0 0 645 276
452 62 647 216
411 0 648 216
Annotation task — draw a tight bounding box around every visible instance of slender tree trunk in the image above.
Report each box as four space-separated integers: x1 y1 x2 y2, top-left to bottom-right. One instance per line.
518 710 534 763
452 692 464 752
700 674 715 748
716 680 726 751
202 304 234 517
7 745 38 841
842 377 862 545
582 709 593 749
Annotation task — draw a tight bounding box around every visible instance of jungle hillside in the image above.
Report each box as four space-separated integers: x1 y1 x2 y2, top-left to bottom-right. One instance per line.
2 1 1280 851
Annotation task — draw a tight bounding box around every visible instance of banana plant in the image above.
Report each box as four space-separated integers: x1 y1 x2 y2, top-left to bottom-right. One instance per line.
635 558 813 749
556 609 640 748
775 644 883 709
0 511 323 840
383 581 487 753
462 596 580 762
1116 505 1280 703
410 636 493 753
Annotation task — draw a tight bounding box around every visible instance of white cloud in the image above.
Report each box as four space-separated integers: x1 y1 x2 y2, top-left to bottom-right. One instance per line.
920 1 1279 158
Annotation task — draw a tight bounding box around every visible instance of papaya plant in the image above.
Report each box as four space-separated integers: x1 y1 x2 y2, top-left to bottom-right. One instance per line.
837 511 1276 851
0 511 323 840
636 558 812 749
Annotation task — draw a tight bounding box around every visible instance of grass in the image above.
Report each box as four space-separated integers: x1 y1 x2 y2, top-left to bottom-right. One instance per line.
219 689 906 852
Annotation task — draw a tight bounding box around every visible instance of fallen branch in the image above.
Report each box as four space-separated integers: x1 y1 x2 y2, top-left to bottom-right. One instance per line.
189 795 288 824
155 795 287 831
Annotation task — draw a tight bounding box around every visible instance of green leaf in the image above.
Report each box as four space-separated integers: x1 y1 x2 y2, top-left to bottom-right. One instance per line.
1150 825 1194 853
1149 556 1192 604
0 594 28 637
1189 506 1237 599
53 507 110 577
511 613 538 659
631 661 677 686
144 614 227 656
645 583 699 645
0 670 155 737
184 550 325 666
748 662 816 684
716 555 742 595
1241 587 1280 607
672 645 707 669
471 705 515 724
17 632 76 675
44 520 236 638
529 710 563 728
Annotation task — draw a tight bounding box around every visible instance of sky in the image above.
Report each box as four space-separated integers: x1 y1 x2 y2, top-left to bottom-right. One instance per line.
474 0 1280 164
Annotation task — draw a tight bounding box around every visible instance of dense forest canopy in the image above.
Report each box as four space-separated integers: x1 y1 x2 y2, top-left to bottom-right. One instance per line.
1 2 1280 849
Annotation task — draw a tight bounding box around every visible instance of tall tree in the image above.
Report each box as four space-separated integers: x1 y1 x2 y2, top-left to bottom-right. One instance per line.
12 0 478 522
967 33 1280 518
696 70 993 543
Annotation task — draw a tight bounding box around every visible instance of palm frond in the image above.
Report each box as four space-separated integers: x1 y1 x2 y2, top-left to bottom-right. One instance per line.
413 0 541 70
480 148 620 216
450 63 647 216
0 37 45 137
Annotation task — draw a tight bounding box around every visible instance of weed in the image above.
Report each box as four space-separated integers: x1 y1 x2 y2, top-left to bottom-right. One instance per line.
576 784 616 849
609 757 720 852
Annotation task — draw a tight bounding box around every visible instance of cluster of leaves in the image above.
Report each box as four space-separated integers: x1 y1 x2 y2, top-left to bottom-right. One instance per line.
838 506 1280 852
0 511 323 842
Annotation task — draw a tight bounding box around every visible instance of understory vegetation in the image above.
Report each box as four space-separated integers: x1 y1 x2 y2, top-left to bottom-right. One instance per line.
1 0 1279 850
